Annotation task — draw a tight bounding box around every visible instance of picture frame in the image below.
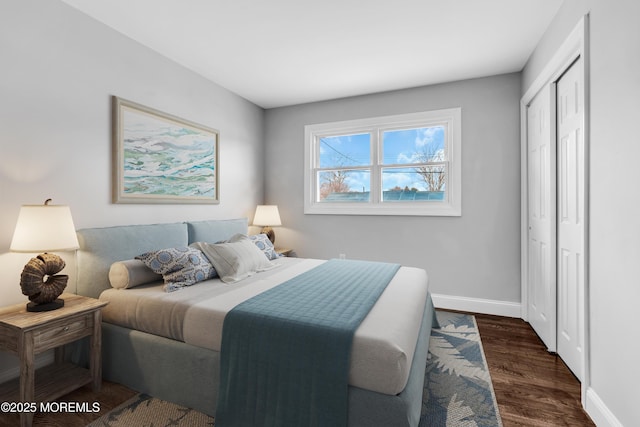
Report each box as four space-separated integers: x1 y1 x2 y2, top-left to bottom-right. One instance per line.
112 96 219 204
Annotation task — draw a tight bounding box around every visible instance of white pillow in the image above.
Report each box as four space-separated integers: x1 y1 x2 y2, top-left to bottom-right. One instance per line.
108 259 163 289
193 234 277 283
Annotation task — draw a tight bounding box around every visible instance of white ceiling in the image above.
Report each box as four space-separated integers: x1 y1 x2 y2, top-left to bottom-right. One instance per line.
60 0 563 109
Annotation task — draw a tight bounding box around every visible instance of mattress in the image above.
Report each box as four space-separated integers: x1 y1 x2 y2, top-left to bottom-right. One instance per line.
99 257 429 395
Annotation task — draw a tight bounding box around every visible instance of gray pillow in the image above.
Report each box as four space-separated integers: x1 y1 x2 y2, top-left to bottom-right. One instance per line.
193 234 277 283
108 259 163 289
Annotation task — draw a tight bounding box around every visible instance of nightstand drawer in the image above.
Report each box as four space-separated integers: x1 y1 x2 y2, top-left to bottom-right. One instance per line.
33 313 93 353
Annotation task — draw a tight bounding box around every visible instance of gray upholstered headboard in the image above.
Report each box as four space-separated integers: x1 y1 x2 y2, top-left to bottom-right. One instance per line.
76 218 248 298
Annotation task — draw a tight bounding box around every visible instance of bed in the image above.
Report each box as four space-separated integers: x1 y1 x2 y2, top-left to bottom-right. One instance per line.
73 218 435 426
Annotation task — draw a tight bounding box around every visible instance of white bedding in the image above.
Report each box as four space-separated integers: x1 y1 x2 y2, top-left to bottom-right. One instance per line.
99 257 429 395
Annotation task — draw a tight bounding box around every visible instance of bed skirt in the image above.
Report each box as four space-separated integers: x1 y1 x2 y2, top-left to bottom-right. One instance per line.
89 294 435 427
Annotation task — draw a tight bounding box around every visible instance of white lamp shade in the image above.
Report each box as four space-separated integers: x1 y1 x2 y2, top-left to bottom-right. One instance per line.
253 205 282 226
10 204 80 252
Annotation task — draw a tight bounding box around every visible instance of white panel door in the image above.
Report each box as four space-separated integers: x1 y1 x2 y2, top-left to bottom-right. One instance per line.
527 88 557 352
556 57 585 380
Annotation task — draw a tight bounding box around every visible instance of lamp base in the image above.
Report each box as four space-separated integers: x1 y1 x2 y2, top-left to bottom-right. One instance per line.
261 226 275 244
26 298 64 312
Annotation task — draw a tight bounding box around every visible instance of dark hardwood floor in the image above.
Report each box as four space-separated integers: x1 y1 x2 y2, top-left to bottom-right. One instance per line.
0 312 595 426
475 313 595 426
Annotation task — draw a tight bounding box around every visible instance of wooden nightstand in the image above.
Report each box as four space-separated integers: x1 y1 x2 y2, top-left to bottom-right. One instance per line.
0 293 108 427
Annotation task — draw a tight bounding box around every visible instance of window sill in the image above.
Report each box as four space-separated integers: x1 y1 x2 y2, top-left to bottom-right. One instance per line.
304 201 461 217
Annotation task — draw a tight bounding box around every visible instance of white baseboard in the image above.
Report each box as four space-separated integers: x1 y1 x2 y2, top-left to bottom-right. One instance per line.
0 351 54 385
585 387 623 427
431 293 522 318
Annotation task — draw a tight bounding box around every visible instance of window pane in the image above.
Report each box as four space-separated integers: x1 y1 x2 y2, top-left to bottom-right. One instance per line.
319 133 370 168
382 126 445 165
305 107 461 215
318 170 371 202
381 167 446 201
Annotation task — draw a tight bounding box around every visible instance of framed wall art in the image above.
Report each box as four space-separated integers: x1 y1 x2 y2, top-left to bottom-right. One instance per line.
112 96 219 204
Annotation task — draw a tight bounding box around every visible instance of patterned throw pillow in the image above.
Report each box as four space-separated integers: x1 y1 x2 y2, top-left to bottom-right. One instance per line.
136 247 217 292
247 233 281 260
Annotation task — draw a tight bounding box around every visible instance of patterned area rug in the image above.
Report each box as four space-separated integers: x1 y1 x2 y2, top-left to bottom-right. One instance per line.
421 311 503 427
87 394 214 426
89 311 501 427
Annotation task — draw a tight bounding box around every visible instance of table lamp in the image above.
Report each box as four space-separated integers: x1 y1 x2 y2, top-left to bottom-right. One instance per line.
253 205 282 244
10 199 80 312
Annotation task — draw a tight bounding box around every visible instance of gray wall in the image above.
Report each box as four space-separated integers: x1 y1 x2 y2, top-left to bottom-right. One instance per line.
523 1 639 425
0 0 265 307
264 74 522 303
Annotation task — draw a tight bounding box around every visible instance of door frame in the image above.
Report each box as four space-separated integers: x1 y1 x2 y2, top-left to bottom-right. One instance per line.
520 15 590 404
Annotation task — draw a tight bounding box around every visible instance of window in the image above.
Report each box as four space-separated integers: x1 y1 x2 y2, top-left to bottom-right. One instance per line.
304 108 461 216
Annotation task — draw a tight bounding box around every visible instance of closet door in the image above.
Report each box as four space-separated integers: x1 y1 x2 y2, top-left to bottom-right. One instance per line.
526 88 557 352
556 57 585 380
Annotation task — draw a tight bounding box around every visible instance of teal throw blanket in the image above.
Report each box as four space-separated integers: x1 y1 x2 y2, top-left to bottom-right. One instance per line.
216 259 401 427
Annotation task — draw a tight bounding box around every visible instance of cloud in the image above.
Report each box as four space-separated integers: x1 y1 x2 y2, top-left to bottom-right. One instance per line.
345 170 370 191
415 126 444 148
396 152 421 164
382 168 428 191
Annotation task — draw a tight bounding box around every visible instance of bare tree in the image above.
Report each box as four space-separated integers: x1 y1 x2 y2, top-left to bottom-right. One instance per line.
319 170 350 200
414 146 445 192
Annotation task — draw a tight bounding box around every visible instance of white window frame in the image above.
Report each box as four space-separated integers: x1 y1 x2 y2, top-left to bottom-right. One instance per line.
304 108 461 216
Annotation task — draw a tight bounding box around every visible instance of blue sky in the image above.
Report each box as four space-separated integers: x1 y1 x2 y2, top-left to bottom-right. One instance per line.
319 126 444 192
